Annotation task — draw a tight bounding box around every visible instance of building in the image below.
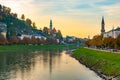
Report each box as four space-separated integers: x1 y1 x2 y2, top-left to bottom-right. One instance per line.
101 16 105 35
49 20 56 37
0 22 7 38
18 34 32 40
102 17 120 38
18 34 46 40
103 27 120 38
65 36 77 43
50 19 52 31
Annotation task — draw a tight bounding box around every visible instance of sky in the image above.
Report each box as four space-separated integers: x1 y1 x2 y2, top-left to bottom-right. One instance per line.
0 0 120 38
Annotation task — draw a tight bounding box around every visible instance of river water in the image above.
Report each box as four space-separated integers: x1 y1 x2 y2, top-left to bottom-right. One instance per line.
0 50 102 80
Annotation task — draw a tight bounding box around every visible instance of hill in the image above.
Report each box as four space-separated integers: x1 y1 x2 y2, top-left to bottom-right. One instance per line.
0 4 49 39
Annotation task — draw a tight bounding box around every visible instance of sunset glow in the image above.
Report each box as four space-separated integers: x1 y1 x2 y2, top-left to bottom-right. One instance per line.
0 0 120 38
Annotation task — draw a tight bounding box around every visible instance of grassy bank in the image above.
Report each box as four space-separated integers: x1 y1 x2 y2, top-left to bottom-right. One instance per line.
0 44 77 53
72 48 120 77
0 45 66 52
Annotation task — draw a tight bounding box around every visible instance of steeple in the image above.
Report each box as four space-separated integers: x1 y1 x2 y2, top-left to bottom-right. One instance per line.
101 16 105 34
50 19 52 31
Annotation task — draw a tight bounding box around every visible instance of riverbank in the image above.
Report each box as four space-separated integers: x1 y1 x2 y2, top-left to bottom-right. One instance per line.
72 48 120 80
0 44 77 53
0 45 65 53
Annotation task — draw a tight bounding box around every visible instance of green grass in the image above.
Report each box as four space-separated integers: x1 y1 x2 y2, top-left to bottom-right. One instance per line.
0 44 77 53
0 44 66 53
72 48 120 77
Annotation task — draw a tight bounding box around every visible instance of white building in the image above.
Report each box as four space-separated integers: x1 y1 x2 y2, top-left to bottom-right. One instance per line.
18 34 47 40
103 27 120 38
0 22 7 38
18 34 32 40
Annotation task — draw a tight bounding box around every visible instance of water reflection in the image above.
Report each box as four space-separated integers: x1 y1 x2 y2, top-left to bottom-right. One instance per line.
0 50 102 80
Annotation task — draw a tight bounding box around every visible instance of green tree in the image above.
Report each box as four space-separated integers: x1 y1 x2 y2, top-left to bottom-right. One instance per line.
56 30 63 41
43 27 49 34
21 14 25 20
33 22 37 29
6 7 11 15
12 13 17 18
26 18 32 25
6 27 16 39
2 6 11 15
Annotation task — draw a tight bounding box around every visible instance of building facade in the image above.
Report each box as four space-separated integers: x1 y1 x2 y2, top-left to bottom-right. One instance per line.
103 27 120 38
100 17 120 38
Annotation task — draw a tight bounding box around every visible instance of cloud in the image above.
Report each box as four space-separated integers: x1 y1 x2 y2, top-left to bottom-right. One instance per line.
0 0 120 38
100 3 120 16
0 0 119 18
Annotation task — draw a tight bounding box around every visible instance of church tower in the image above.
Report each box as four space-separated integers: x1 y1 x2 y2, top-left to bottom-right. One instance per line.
101 16 105 34
50 19 52 31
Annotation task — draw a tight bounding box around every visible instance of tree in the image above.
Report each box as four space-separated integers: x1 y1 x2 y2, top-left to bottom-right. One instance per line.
40 37 46 44
43 27 49 34
2 6 11 16
2 6 6 13
31 36 38 44
6 27 16 39
56 30 63 41
36 38 41 45
46 38 53 44
6 7 11 15
11 13 17 18
116 34 120 48
91 35 103 48
54 39 59 44
26 18 32 25
33 22 37 29
9 36 19 44
21 14 25 20
85 39 92 47
0 34 8 45
103 37 115 48
21 37 31 44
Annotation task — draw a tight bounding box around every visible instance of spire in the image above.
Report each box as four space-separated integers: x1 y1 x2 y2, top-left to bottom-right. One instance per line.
101 16 105 34
50 19 52 31
102 16 104 24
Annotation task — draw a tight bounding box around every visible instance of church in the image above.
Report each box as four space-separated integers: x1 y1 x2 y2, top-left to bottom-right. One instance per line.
101 17 120 38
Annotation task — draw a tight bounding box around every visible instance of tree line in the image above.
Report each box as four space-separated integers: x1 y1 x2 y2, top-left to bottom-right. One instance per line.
0 34 59 45
85 34 120 49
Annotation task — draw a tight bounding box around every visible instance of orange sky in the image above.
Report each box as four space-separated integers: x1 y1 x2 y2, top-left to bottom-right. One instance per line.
0 0 120 38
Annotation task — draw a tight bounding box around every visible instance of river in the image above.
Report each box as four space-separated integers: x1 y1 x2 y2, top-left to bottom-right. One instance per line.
0 50 102 80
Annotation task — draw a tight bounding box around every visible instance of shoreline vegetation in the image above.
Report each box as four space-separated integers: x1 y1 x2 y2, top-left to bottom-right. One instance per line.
0 44 77 53
72 48 120 80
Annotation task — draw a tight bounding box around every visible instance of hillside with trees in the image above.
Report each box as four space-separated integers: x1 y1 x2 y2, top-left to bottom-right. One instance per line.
0 4 44 39
0 4 63 45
